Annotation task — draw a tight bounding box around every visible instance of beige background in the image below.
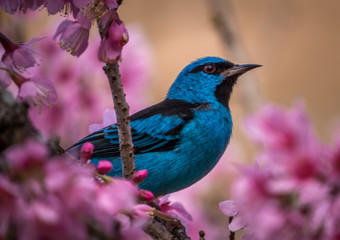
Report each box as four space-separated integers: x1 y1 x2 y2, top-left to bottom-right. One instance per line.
120 0 340 143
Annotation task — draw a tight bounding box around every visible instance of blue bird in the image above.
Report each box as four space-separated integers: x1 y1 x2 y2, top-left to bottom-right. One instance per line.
68 57 261 196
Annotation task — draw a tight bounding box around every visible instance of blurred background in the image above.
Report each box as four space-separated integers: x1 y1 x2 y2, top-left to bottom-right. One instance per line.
1 0 340 239
120 0 340 142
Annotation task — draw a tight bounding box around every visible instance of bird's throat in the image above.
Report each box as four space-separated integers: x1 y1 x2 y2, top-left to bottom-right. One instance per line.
214 76 237 109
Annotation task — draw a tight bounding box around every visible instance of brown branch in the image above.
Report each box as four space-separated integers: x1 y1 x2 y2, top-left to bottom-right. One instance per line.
102 63 136 179
151 209 191 240
207 0 262 112
0 84 40 152
199 231 206 240
228 217 235 240
142 205 191 239
0 84 64 156
144 214 191 240
143 219 176 240
97 14 136 179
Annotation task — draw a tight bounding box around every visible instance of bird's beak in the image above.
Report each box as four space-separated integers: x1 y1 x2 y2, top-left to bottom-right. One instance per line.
223 64 262 77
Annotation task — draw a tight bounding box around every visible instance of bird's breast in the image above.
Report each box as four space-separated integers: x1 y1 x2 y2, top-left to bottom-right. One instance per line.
178 106 232 175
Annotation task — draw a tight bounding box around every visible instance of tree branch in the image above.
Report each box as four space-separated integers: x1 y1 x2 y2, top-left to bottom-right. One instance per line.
207 0 262 112
102 63 136 179
0 84 40 152
0 84 64 156
228 217 235 240
143 219 176 240
199 231 206 240
98 16 136 180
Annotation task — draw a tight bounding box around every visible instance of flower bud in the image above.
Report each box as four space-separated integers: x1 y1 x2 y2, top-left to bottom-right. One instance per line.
138 190 154 202
96 159 113 175
131 169 148 184
81 142 94 164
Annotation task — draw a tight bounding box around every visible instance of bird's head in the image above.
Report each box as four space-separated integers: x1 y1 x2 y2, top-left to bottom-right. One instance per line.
167 56 261 108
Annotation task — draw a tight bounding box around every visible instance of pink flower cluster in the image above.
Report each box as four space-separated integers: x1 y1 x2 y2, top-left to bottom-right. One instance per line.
0 32 57 108
156 194 193 226
0 0 128 62
26 24 152 147
1 140 151 240
220 103 340 240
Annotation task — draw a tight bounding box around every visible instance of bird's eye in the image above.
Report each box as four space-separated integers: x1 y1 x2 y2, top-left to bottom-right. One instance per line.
203 64 216 74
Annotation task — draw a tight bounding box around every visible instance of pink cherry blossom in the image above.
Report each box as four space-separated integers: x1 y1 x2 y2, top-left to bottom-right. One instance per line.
157 195 193 223
105 0 118 9
132 204 152 219
138 190 154 202
46 0 89 17
0 0 45 14
18 75 57 108
96 159 113 174
89 108 116 133
1 140 150 239
221 103 340 240
5 139 47 172
131 169 148 184
219 200 246 232
98 12 129 63
0 32 42 72
80 142 94 163
0 33 56 108
54 13 91 57
244 102 324 180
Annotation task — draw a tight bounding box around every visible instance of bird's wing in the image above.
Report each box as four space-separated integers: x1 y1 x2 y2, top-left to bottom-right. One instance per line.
68 99 203 159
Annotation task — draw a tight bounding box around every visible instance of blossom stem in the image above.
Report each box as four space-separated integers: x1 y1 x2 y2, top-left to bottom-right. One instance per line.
96 12 135 180
229 217 235 240
0 32 16 53
97 8 135 179
102 62 136 179
0 67 26 86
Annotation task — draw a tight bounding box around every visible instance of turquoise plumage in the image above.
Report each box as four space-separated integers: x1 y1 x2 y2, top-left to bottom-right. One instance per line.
68 57 261 196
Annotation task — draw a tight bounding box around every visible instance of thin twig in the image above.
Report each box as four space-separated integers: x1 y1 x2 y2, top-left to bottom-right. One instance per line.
143 219 176 240
143 206 191 240
199 231 206 240
97 13 136 179
102 62 136 179
152 210 191 240
228 217 235 240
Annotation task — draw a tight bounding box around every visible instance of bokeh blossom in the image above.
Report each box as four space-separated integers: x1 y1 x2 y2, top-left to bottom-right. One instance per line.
1 139 150 240
0 32 56 108
220 103 340 240
27 22 152 147
219 200 246 232
1 0 126 59
17 75 57 108
53 13 91 57
89 108 116 133
45 0 89 17
157 194 193 226
0 32 42 73
0 0 45 14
